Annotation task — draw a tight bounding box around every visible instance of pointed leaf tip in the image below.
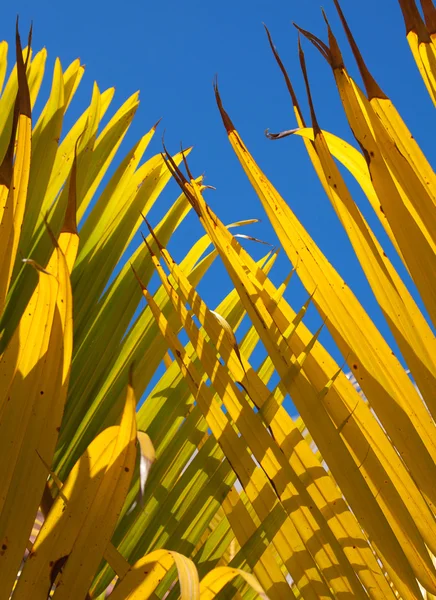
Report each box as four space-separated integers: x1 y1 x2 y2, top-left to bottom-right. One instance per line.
293 21 332 64
41 215 62 251
332 0 386 99
152 117 163 131
298 41 322 135
181 144 194 181
264 25 302 112
130 263 146 290
143 217 165 252
128 362 135 388
15 20 31 117
214 83 236 134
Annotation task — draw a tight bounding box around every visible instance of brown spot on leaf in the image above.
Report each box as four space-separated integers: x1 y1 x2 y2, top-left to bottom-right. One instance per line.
50 555 69 585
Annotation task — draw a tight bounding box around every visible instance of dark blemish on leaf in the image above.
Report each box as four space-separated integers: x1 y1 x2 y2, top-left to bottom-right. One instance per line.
124 467 130 472
50 555 69 585
1 544 6 550
40 391 44 395
360 145 371 165
352 364 358 370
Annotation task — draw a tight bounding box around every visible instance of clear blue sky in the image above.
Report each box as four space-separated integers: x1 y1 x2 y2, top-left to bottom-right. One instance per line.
1 1 434 379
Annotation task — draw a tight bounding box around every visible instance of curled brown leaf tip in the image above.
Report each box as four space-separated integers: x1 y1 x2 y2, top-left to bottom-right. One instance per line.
22 258 51 275
265 128 299 140
234 233 273 246
293 21 332 65
214 78 236 134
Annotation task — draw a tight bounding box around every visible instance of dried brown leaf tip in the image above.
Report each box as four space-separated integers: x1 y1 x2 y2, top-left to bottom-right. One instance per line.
214 78 236 134
320 12 345 70
293 21 332 65
130 262 146 290
139 230 155 259
15 19 32 118
331 0 386 100
142 215 165 253
162 143 202 218
22 258 51 275
233 233 273 247
265 128 299 141
297 38 321 136
152 117 163 131
128 362 135 388
397 0 431 39
264 24 302 114
420 0 436 34
0 22 32 186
